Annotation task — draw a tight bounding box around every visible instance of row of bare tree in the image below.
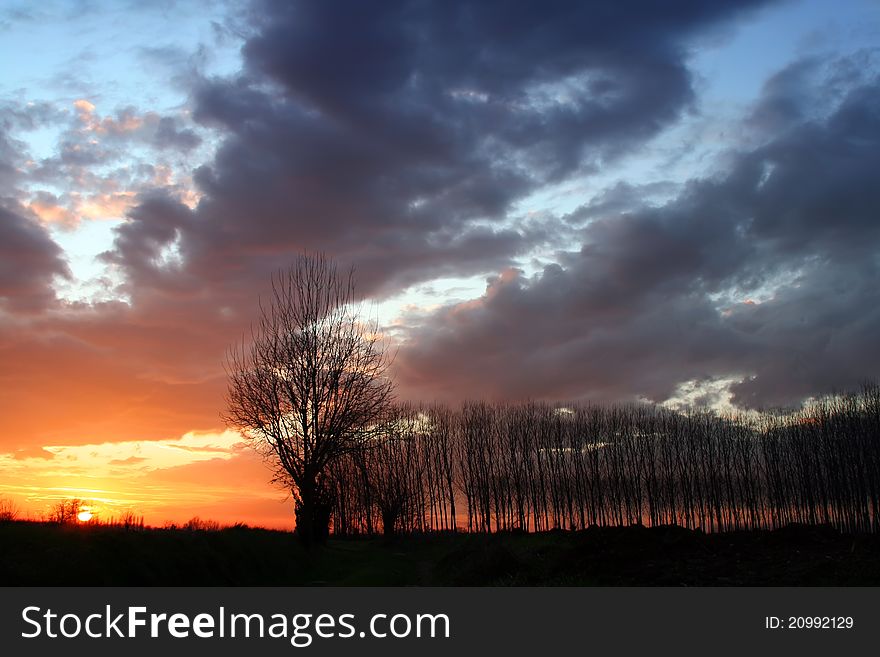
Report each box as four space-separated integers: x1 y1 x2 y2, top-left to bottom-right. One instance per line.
224 256 880 543
325 386 880 536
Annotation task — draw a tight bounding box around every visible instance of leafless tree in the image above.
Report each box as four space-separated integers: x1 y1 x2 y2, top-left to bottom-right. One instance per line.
224 253 395 546
48 498 83 524
324 382 880 538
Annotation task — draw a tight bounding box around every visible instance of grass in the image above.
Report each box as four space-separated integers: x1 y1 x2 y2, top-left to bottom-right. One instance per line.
1 520 879 586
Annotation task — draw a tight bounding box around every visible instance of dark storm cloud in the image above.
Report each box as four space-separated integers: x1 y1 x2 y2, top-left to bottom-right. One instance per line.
0 202 69 310
107 0 773 300
0 112 69 308
398 64 880 408
562 180 682 226
101 192 193 290
153 116 202 151
746 58 820 134
746 48 878 138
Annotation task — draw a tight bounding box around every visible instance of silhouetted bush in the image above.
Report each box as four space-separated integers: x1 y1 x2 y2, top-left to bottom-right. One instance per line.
0 497 19 522
182 517 222 531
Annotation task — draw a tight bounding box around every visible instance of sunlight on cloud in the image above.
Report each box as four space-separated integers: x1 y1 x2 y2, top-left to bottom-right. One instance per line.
710 266 807 317
0 430 274 525
375 275 492 333
152 231 184 269
659 377 760 417
0 429 245 479
28 198 77 227
74 191 138 221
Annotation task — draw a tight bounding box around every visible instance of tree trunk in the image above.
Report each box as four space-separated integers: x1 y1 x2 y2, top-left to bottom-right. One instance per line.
295 478 332 547
295 484 316 548
382 508 397 538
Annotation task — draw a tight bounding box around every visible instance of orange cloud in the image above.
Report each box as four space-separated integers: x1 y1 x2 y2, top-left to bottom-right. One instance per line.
28 191 137 227
73 100 144 136
28 198 77 228
73 191 137 220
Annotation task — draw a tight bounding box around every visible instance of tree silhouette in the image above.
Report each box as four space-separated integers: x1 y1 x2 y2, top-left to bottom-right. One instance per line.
322 383 880 537
224 253 394 546
48 498 83 524
0 496 19 521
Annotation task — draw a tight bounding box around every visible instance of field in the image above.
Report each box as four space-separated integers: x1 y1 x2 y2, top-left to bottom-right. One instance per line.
2 520 879 586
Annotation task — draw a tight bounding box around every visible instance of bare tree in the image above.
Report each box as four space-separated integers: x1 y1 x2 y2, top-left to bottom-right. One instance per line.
224 253 395 546
48 498 83 524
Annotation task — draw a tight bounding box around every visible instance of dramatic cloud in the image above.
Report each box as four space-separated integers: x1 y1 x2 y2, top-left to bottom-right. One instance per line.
0 202 69 311
107 0 773 299
398 60 880 409
26 0 776 462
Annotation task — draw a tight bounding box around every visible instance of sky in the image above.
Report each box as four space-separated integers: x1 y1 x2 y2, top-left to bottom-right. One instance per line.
1 0 879 528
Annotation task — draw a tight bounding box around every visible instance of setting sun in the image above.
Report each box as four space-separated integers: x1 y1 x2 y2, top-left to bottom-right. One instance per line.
77 510 93 523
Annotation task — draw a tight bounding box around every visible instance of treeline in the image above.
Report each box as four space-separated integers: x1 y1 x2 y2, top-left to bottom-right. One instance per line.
326 385 880 535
